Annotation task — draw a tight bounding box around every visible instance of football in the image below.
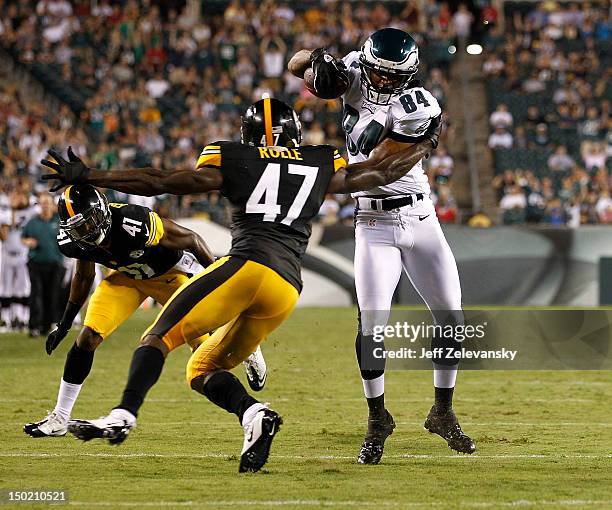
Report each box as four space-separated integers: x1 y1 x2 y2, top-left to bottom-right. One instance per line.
304 67 348 99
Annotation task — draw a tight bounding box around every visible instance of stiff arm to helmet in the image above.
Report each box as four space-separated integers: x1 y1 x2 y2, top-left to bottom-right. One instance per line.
42 100 439 197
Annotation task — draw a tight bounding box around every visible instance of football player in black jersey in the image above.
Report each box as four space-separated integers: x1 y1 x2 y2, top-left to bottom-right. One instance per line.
41 97 441 472
24 184 216 438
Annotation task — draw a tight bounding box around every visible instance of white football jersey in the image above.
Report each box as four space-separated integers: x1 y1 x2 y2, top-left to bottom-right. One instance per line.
2 206 37 264
341 51 441 197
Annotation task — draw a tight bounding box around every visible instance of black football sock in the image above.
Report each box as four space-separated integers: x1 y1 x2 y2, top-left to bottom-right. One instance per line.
203 371 258 424
366 394 386 418
434 386 454 412
116 346 165 417
63 343 95 385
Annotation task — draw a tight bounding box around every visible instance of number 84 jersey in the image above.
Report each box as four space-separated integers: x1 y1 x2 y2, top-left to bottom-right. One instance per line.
57 203 181 280
341 51 441 197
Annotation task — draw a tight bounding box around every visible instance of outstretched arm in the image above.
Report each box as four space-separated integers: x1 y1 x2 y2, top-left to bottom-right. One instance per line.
327 139 434 193
82 167 223 197
41 147 223 196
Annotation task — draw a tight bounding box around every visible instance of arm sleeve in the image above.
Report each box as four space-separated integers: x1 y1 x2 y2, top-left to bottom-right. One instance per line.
333 149 347 172
389 89 442 143
145 211 165 247
196 144 222 170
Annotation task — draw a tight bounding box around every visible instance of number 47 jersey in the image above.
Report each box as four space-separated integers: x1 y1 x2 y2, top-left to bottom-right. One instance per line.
196 142 346 291
341 50 441 198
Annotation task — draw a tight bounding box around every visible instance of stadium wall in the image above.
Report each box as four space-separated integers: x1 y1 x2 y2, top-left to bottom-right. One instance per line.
179 218 612 307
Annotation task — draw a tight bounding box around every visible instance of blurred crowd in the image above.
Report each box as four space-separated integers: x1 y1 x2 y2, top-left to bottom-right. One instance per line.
484 0 611 225
0 0 466 227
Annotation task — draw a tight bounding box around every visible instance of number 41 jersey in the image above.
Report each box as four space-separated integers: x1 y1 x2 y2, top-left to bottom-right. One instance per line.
196 142 346 291
57 203 182 280
341 50 441 198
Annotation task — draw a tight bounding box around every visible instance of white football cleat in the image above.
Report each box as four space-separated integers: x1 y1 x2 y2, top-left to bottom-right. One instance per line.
68 408 136 445
239 404 282 473
24 411 68 437
243 346 267 391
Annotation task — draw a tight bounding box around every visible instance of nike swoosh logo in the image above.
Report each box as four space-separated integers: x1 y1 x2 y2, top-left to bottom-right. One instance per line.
418 215 430 221
165 277 177 284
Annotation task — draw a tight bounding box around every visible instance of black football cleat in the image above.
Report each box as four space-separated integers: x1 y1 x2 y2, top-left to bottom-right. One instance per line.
239 408 282 473
424 405 476 454
357 409 396 465
67 410 135 445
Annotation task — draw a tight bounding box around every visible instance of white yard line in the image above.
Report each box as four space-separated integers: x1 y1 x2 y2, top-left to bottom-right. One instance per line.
64 499 612 508
1 452 611 460
0 397 604 403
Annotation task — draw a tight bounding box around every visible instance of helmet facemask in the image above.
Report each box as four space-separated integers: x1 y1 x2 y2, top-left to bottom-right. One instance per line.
359 33 419 105
60 196 111 249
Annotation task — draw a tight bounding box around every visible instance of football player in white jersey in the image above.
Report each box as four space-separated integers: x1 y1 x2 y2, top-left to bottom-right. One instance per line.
289 28 475 463
0 191 36 332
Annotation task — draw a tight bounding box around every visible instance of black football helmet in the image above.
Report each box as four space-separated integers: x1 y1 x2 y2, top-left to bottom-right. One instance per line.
58 184 111 248
241 97 302 148
359 28 420 105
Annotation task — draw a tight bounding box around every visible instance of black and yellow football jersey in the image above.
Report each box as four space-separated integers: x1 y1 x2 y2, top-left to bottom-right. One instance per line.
57 203 181 280
196 142 346 291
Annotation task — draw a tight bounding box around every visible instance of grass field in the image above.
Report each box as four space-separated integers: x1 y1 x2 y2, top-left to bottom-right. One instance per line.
1 307 611 509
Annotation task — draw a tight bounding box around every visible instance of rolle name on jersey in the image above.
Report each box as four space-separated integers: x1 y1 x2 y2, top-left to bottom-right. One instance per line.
58 203 183 280
196 141 345 292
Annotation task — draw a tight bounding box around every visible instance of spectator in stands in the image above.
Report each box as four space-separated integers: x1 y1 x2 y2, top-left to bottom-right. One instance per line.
452 3 474 44
514 126 528 149
500 185 526 224
529 123 551 149
21 192 64 336
434 185 458 224
547 145 575 173
579 106 603 139
489 103 513 129
428 146 454 179
488 126 513 150
544 198 567 225
524 106 546 130
595 191 612 223
525 182 546 223
581 141 608 171
317 194 340 225
482 53 504 77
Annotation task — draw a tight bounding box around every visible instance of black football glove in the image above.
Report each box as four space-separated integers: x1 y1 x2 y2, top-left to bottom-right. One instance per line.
45 301 81 355
310 48 349 99
46 325 70 355
424 114 443 150
41 146 90 192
